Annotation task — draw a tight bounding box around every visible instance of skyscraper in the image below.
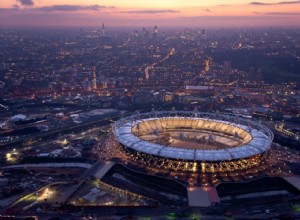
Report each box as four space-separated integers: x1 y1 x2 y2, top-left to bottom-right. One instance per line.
102 23 105 37
223 61 232 82
249 67 262 83
142 27 148 37
249 66 255 82
92 67 97 90
153 25 158 38
256 68 262 83
145 66 150 81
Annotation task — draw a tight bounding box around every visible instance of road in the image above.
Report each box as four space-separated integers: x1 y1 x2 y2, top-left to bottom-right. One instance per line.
35 204 294 220
145 48 175 80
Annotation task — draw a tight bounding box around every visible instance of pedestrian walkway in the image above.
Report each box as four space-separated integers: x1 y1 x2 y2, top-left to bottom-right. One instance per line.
3 163 92 169
283 176 300 191
93 161 115 180
207 186 220 204
187 186 220 207
187 187 210 207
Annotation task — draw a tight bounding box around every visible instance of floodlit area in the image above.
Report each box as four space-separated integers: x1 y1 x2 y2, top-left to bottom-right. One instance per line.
69 178 155 207
113 111 273 173
134 118 253 150
8 183 69 212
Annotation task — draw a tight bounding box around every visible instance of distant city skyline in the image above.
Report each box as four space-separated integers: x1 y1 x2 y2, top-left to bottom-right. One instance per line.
1 0 300 27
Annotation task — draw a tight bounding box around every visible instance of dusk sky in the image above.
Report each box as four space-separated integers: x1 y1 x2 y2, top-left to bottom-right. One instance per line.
1 0 300 27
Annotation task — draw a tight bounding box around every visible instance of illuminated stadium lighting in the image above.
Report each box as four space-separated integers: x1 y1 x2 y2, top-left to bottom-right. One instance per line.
113 111 273 173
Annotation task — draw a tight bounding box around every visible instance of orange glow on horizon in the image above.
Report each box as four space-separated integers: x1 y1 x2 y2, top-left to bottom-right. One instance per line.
0 0 299 27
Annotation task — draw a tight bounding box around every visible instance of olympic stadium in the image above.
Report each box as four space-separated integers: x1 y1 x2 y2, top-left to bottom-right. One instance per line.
112 110 274 173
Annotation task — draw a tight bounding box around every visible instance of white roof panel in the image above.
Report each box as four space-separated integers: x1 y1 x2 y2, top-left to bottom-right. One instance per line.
114 116 273 161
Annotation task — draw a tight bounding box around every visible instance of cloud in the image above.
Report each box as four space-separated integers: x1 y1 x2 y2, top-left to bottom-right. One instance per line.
253 11 300 15
17 0 34 6
250 2 268 5
183 16 255 19
34 4 107 12
278 0 300 4
181 15 300 20
120 9 180 14
264 12 300 15
203 9 211 12
249 1 300 5
0 7 19 12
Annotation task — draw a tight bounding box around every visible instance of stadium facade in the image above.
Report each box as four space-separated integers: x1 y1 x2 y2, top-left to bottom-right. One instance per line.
113 110 273 173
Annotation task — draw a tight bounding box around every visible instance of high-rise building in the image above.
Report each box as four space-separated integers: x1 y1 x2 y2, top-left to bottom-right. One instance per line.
256 69 262 83
145 66 150 81
153 25 158 38
249 66 255 82
201 29 206 37
102 23 105 37
92 67 97 90
142 27 146 36
223 61 232 82
249 67 262 83
142 27 150 38
82 78 91 91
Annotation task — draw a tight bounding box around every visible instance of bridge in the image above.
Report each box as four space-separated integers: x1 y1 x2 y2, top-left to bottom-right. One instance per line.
187 187 219 207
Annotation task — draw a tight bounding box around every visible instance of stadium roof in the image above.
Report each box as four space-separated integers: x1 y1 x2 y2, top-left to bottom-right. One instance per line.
113 111 273 162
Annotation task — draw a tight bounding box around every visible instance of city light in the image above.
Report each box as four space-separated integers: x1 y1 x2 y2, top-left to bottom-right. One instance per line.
0 19 299 218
